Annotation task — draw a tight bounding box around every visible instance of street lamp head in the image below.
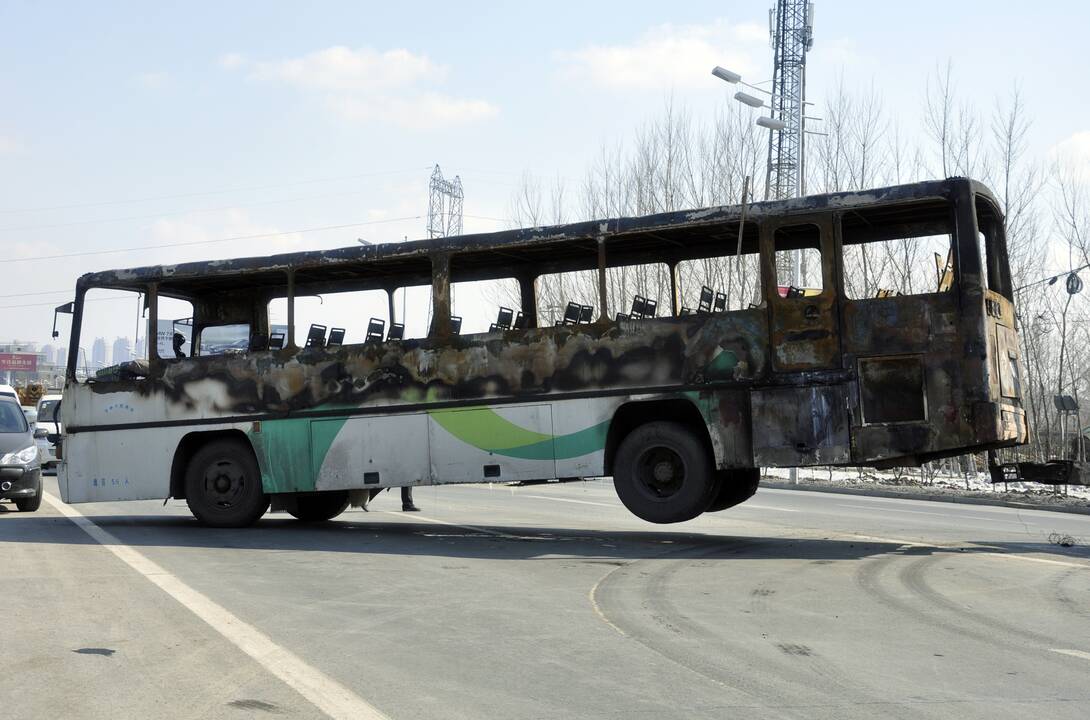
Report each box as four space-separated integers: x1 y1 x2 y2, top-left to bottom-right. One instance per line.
734 91 765 108
756 116 787 131
711 66 741 84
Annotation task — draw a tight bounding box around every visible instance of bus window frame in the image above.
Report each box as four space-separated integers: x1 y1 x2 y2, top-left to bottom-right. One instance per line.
836 199 960 301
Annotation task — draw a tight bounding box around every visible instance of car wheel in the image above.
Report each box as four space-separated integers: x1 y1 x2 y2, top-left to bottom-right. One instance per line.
613 421 720 524
705 468 760 512
15 479 42 512
184 439 269 528
287 491 350 522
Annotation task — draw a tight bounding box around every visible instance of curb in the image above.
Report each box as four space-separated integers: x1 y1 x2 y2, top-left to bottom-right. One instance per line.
759 479 1090 516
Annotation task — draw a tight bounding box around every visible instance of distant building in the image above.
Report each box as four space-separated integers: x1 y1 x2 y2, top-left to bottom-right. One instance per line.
91 338 107 369
56 347 67 366
134 337 146 361
40 344 55 365
111 336 131 365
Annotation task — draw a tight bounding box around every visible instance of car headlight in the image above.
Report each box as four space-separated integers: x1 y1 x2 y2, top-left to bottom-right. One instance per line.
1 445 39 465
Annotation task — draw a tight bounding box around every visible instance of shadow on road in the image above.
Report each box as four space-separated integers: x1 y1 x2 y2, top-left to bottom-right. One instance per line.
2 508 1087 563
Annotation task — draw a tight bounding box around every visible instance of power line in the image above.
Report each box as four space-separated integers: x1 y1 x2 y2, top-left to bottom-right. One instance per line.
0 167 429 216
1014 264 1090 294
0 288 73 298
0 216 422 265
0 186 396 233
0 294 133 310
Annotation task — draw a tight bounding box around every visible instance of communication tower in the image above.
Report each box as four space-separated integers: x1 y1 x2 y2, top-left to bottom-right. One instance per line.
427 165 464 239
765 0 815 200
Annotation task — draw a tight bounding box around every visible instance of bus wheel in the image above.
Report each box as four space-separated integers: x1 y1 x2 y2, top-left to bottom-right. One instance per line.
184 439 269 528
705 468 760 512
613 421 719 524
287 491 349 522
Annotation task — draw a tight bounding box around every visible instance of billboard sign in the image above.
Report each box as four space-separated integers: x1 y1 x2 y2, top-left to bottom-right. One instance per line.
0 353 38 372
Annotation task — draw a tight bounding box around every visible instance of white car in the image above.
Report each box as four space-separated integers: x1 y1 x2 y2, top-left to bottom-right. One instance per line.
0 384 18 404
35 394 62 472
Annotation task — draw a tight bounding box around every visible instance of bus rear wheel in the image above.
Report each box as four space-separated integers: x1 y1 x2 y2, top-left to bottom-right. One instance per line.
287 491 349 522
613 421 719 524
184 439 269 528
705 468 760 512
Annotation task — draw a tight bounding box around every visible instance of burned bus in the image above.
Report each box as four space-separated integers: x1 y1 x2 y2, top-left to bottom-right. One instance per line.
54 177 1026 526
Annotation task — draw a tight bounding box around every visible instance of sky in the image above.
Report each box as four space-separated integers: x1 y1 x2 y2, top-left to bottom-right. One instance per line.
2 0 1089 352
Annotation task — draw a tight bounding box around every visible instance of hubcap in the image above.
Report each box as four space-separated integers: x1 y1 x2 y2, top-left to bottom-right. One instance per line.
636 447 686 500
203 458 247 509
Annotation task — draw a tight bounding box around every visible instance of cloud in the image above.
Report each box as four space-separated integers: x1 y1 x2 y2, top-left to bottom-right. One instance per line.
222 46 496 128
136 71 168 89
251 46 442 93
556 19 768 91
1051 131 1090 169
0 135 23 155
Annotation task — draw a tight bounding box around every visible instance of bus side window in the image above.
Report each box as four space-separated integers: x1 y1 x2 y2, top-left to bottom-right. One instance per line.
536 269 599 326
773 224 823 298
391 285 432 340
156 296 195 359
840 201 955 299
77 288 150 382
606 262 671 320
451 278 521 334
675 220 762 313
975 197 1012 299
199 324 251 355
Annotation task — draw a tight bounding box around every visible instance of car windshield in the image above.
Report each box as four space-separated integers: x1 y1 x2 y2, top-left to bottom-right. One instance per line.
0 403 29 433
37 400 59 423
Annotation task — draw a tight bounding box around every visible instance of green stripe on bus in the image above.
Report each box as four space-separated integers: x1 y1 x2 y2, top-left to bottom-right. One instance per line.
248 417 347 493
428 407 552 450
428 407 608 460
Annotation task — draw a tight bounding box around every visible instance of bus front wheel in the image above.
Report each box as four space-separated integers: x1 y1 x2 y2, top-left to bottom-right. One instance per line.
287 491 350 522
613 421 720 524
184 439 270 528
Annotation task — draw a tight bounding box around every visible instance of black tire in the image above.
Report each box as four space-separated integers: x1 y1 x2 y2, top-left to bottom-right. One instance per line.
15 478 42 512
287 491 349 522
184 439 269 527
705 468 760 512
613 421 720 524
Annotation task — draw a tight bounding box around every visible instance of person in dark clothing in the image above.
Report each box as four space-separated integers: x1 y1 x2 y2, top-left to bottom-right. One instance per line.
172 333 187 359
362 486 420 512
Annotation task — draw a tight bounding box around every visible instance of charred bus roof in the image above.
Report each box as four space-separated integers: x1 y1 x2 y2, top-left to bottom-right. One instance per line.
78 177 1000 299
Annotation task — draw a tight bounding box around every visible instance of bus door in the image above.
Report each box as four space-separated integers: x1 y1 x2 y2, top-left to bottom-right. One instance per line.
752 215 851 466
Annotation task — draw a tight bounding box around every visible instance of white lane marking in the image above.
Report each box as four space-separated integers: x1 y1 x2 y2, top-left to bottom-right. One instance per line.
523 494 616 508
766 486 1090 518
837 503 1028 524
1051 648 1090 662
841 527 1090 566
588 568 629 638
733 504 798 513
402 512 533 540
43 494 388 720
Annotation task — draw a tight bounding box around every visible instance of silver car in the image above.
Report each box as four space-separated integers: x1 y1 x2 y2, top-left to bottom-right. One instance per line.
0 396 43 512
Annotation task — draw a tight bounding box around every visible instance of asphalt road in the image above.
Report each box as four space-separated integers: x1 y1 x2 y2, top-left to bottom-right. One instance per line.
2 477 1089 720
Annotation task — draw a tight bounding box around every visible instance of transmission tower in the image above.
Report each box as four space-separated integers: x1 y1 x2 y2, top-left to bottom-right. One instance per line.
427 164 464 239
765 0 814 201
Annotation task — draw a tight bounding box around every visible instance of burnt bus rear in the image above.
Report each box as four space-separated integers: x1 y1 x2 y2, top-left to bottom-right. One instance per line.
835 178 1026 468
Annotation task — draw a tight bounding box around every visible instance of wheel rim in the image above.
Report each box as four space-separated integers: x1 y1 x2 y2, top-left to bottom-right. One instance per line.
635 446 686 500
201 457 248 510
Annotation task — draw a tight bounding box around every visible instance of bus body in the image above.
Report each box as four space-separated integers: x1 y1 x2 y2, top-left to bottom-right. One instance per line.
56 177 1027 525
